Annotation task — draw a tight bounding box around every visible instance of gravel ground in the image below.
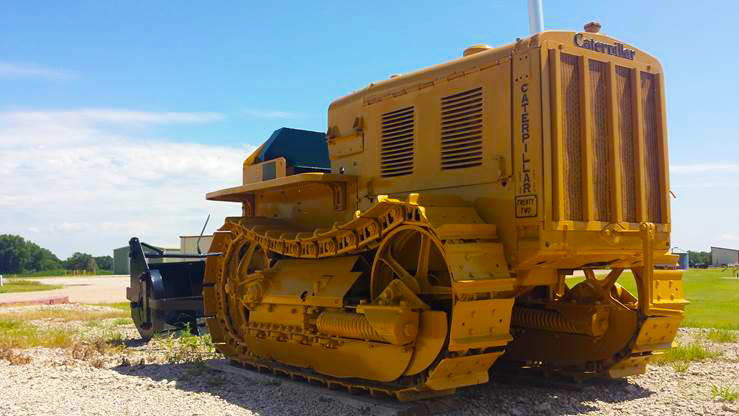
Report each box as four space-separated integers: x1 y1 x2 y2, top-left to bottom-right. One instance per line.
456 328 739 415
1 304 737 416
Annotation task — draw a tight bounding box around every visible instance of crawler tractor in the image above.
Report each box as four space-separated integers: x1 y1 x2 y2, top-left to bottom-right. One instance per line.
201 25 685 400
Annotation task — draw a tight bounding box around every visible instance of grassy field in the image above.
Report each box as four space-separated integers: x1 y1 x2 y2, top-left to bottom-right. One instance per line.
0 307 129 322
0 279 62 294
568 268 739 330
6 269 114 278
92 302 130 312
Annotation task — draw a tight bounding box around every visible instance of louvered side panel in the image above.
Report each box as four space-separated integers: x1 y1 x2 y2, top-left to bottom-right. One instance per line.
560 53 584 221
440 87 483 170
641 72 662 223
380 107 414 177
616 66 637 223
589 60 611 222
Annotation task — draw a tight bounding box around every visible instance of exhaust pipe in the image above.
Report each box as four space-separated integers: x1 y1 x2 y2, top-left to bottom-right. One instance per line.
528 0 544 34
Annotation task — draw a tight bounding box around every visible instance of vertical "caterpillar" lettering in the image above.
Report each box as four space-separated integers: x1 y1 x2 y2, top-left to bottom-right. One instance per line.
515 82 537 218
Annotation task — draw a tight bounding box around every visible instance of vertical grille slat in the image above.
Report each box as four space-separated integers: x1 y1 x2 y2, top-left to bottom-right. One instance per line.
551 50 666 227
560 53 584 221
641 72 663 223
589 60 611 222
440 87 483 170
616 66 638 222
381 107 414 177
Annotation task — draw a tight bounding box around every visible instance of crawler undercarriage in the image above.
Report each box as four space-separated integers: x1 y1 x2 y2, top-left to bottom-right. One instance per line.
203 197 684 400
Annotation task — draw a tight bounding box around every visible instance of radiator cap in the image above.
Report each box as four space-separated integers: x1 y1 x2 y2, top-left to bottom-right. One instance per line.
584 21 601 33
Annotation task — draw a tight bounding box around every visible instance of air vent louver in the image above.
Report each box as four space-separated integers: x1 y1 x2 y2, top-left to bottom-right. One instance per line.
380 107 414 177
440 87 483 170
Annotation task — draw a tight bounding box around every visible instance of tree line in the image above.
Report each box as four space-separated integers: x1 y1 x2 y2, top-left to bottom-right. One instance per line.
687 250 711 267
0 234 113 274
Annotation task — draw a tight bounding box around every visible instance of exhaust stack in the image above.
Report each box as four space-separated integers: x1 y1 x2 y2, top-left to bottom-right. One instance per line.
528 0 544 34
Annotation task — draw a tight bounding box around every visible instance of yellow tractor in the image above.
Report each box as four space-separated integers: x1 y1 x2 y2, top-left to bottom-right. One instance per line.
202 24 685 400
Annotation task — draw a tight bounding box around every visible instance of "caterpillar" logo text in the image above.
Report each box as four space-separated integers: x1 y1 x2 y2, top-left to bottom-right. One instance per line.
574 33 635 60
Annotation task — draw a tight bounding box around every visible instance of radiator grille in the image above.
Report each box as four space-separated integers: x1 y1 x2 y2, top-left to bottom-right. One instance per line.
380 107 414 177
440 87 483 170
559 53 584 221
589 60 611 222
641 72 663 223
616 66 637 222
550 50 666 226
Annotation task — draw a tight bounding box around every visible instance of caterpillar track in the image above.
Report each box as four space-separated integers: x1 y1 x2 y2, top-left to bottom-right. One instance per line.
202 198 683 400
202 197 517 399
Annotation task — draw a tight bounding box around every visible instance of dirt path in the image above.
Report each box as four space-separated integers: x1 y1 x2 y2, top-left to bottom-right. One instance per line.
0 276 129 304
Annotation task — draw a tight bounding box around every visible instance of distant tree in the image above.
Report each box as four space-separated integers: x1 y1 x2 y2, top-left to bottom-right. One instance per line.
94 255 113 271
688 251 711 267
0 234 30 274
64 252 95 271
26 241 62 271
0 234 63 273
85 257 98 274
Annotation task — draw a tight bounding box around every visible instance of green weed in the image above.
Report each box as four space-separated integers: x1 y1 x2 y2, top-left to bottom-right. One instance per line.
706 329 738 343
160 324 218 364
0 318 75 349
0 308 128 322
652 342 722 372
91 302 131 312
112 318 132 326
711 385 739 402
671 361 689 373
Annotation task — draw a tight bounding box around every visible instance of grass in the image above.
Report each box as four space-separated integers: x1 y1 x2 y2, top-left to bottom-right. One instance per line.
711 385 739 402
159 324 219 364
0 318 76 349
567 268 739 329
0 279 62 294
92 302 131 312
112 317 132 326
0 308 129 322
705 328 738 343
6 269 114 278
0 305 130 351
0 304 131 367
651 342 723 372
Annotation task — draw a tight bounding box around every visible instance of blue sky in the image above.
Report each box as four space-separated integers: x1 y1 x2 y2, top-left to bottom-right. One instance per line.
1 0 737 258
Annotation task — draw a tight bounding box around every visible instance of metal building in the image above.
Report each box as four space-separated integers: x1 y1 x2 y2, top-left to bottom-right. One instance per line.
112 244 182 275
711 246 739 267
113 246 130 275
180 235 214 255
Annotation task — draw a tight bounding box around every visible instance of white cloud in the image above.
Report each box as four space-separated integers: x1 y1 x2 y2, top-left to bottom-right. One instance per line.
1 109 223 125
671 163 739 174
720 234 739 241
0 109 226 151
672 182 739 190
0 62 78 80
0 108 252 258
242 109 306 119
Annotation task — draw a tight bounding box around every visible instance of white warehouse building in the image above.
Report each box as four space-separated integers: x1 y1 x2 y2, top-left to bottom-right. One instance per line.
711 246 739 267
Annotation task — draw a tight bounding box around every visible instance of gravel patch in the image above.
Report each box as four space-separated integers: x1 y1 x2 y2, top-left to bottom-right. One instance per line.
454 328 739 416
1 304 737 415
